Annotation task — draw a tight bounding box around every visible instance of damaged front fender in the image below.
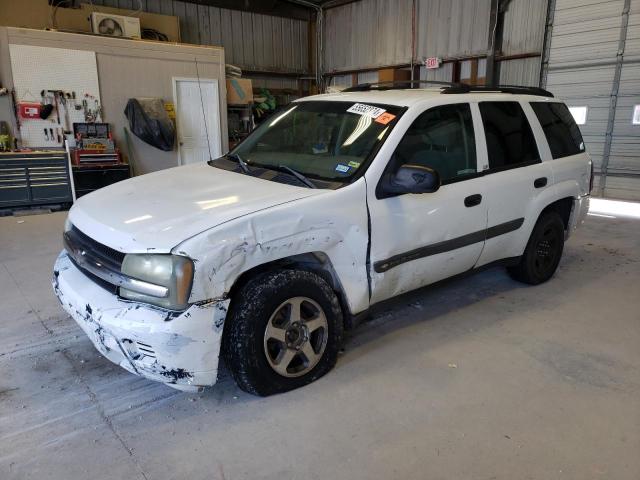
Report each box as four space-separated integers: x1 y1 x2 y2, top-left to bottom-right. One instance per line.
176 180 371 315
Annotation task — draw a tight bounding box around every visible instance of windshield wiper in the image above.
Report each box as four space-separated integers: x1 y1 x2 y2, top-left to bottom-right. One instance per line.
274 164 317 189
226 153 251 174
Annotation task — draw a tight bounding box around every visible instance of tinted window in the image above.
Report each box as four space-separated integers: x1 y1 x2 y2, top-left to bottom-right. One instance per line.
530 102 585 158
391 103 477 184
479 102 540 170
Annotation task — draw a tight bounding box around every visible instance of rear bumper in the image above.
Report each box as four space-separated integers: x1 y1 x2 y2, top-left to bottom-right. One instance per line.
52 251 230 391
567 194 590 239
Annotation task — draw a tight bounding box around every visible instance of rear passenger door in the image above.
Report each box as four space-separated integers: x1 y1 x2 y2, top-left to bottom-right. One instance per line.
475 100 554 267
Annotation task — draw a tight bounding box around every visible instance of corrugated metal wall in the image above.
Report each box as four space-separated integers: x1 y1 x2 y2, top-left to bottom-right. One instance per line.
499 57 542 86
323 0 413 72
415 0 491 60
501 0 547 55
90 0 310 73
544 0 640 200
499 0 548 85
324 0 547 88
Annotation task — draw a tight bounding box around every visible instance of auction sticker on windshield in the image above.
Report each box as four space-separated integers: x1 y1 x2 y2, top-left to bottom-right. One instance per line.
347 103 386 118
375 112 396 125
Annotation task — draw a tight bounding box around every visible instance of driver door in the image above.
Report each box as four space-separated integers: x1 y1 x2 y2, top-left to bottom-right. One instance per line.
368 102 489 304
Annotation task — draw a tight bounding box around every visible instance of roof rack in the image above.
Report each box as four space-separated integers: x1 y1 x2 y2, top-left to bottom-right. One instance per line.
341 80 554 97
342 80 463 92
441 84 554 97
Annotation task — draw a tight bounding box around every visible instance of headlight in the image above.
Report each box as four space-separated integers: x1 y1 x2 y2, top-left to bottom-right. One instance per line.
120 254 194 310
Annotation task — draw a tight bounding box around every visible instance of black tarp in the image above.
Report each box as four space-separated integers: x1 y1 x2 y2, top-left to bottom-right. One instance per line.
124 98 175 151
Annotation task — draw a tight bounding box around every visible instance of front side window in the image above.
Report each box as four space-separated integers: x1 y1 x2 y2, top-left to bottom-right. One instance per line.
530 102 585 159
388 103 477 184
479 101 540 170
227 101 403 183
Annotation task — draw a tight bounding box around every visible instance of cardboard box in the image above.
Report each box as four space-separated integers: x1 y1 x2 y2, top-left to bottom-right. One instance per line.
378 68 412 83
226 78 253 105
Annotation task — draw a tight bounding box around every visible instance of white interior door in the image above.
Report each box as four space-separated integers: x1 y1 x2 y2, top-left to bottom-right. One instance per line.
174 78 222 165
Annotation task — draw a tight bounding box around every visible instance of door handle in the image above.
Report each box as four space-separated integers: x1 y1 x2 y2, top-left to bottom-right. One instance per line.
464 194 482 207
534 177 548 188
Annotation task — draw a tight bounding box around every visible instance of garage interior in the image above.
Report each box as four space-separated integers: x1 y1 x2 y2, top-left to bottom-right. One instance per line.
0 0 639 479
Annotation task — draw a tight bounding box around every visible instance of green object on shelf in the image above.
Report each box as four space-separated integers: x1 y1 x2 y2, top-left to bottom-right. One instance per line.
254 88 277 118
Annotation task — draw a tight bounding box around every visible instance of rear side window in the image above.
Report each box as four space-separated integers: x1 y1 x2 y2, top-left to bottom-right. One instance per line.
530 102 585 158
479 102 540 170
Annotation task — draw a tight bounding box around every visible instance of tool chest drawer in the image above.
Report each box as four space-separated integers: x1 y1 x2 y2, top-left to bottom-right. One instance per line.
0 152 72 208
73 164 130 199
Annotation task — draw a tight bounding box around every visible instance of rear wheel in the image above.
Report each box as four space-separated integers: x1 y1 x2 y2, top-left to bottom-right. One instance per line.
222 269 343 396
507 211 565 285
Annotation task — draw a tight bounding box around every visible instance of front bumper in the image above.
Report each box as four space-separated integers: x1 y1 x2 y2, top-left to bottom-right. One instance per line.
52 251 230 392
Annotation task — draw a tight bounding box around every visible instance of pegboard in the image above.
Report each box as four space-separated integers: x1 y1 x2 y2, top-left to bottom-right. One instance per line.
9 44 102 148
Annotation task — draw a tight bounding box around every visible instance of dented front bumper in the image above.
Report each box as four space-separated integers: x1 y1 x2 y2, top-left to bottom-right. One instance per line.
52 251 230 392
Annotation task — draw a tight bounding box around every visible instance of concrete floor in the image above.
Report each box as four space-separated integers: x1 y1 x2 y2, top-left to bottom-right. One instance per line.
1 208 639 480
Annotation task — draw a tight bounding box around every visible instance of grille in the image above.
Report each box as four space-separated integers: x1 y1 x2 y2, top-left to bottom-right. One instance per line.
69 226 125 270
65 225 126 293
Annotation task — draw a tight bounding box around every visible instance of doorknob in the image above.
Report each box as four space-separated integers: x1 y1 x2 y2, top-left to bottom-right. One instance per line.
464 194 482 207
179 142 184 146
534 177 548 188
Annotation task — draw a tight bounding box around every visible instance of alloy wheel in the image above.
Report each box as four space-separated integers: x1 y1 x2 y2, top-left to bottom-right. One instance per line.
263 296 328 378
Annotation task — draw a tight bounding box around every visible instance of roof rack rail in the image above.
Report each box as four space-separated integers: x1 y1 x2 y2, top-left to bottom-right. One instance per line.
441 84 554 97
340 80 554 98
342 80 464 92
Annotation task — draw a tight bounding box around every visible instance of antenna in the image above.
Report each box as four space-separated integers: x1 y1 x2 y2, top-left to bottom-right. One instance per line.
195 57 214 162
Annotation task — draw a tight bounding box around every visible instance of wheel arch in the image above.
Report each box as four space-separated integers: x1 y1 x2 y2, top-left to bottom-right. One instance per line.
540 196 573 230
226 252 358 329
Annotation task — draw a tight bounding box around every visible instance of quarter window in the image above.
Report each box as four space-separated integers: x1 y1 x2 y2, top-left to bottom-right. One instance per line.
479 102 540 170
390 103 477 184
530 102 585 159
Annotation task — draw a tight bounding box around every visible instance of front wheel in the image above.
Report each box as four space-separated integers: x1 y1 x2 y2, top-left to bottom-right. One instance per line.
222 269 343 396
507 211 565 285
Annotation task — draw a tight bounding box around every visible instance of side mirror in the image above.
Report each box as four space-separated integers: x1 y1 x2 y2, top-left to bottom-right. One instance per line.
380 164 441 197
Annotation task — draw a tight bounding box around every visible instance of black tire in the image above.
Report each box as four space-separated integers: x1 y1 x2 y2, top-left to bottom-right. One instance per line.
507 211 565 285
222 269 344 396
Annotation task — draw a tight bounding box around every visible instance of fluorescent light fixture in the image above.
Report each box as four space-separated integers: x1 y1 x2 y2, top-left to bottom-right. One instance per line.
569 106 588 125
632 105 640 125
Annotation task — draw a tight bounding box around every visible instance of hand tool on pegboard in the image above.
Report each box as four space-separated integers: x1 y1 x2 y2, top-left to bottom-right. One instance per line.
73 91 81 110
47 90 62 126
61 93 72 133
10 89 21 132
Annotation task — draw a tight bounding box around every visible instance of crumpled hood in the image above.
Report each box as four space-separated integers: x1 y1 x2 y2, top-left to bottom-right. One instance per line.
69 163 322 252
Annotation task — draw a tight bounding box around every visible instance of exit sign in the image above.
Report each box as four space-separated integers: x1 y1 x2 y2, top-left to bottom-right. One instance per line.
425 57 441 69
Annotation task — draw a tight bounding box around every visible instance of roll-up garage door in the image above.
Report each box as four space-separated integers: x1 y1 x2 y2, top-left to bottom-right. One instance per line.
542 0 640 200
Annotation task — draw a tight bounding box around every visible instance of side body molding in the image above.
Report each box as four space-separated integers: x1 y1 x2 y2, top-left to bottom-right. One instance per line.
374 218 524 273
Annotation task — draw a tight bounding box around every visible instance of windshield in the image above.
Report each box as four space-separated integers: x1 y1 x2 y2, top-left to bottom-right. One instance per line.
231 101 403 182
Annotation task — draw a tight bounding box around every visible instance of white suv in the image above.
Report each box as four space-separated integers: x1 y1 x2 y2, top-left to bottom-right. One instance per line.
53 84 592 396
